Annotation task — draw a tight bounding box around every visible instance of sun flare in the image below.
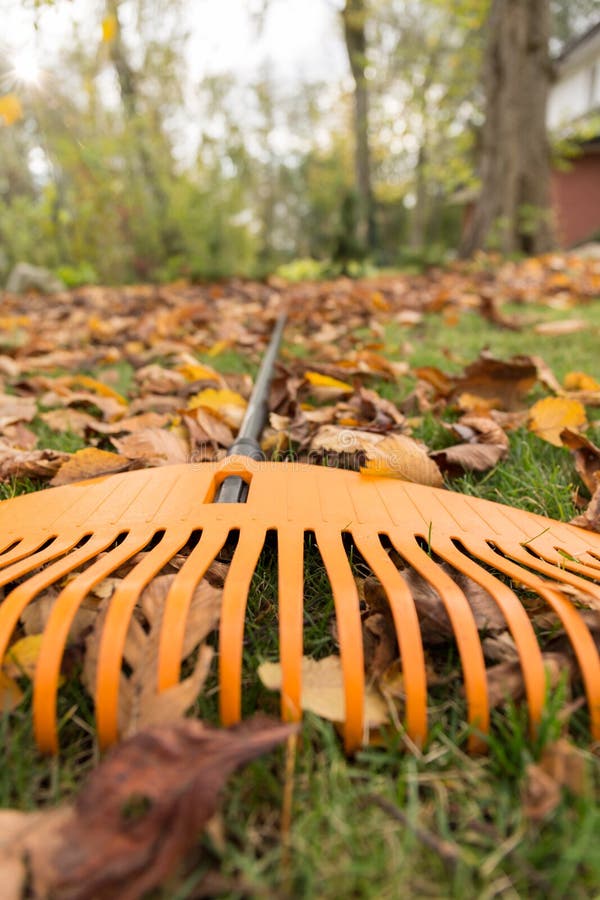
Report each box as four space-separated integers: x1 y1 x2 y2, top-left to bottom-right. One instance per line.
10 46 42 86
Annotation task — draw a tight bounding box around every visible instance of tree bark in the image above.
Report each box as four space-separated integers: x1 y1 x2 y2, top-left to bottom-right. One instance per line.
460 0 554 256
342 0 377 254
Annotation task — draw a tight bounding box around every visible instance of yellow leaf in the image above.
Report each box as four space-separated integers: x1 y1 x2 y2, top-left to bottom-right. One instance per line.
101 14 118 42
50 447 132 486
0 672 23 713
0 94 23 126
258 656 389 728
4 634 43 680
187 388 247 430
206 340 230 357
176 363 220 383
529 397 587 446
304 371 353 392
68 375 128 405
564 371 600 392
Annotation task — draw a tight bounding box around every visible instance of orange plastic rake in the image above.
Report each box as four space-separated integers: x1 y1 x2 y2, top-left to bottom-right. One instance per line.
0 318 599 754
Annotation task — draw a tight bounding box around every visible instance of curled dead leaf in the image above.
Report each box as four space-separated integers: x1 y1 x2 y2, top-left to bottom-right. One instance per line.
2 717 296 900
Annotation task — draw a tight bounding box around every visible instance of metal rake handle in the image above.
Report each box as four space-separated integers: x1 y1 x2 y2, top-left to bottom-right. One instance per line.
217 312 287 503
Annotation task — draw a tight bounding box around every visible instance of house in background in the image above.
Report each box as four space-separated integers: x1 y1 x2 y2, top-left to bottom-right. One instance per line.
548 21 600 247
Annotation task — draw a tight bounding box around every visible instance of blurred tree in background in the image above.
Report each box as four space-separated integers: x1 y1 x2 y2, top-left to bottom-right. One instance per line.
0 0 595 283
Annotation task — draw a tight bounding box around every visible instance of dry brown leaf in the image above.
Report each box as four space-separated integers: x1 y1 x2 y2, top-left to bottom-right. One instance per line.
83 574 222 738
183 407 234 449
570 482 600 532
111 427 189 466
0 717 296 900
522 763 562 821
0 395 36 428
20 588 99 642
50 447 134 486
258 655 390 729
432 416 509 475
529 397 587 446
361 433 444 487
39 408 99 437
522 738 588 822
486 652 572 708
538 737 588 797
452 354 538 410
363 563 506 648
560 428 600 494
0 447 69 482
533 318 587 336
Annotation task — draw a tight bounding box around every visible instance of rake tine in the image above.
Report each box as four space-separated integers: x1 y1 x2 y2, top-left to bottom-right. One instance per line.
95 527 192 748
431 538 546 735
390 535 489 751
157 524 230 692
315 526 364 753
0 537 51 567
219 527 267 727
276 525 305 723
466 540 600 739
352 527 428 746
498 541 600 602
0 532 123 679
0 535 92 588
32 528 155 753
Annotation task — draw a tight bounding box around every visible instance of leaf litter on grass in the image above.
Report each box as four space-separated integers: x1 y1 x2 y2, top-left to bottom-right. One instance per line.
0 253 600 893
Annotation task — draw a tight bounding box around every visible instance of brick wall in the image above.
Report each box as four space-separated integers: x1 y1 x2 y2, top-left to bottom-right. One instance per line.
551 149 600 246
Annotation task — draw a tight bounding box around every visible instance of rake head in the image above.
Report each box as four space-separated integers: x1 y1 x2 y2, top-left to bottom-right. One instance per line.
0 456 599 754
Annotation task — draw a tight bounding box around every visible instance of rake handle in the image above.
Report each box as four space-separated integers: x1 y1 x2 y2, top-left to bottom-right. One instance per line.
217 312 287 503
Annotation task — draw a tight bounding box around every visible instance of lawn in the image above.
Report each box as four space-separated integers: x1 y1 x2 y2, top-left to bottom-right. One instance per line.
0 257 599 898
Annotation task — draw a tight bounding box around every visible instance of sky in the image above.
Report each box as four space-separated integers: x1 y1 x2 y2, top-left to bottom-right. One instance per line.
1 0 350 166
2 0 349 88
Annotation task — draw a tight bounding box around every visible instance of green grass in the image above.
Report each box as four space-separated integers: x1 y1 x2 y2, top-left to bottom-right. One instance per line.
1 295 600 897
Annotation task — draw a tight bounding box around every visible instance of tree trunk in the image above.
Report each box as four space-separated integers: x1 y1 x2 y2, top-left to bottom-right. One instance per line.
342 0 377 254
460 0 554 256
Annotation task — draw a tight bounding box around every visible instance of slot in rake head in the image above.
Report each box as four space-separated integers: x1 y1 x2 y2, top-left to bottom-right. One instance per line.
0 456 599 754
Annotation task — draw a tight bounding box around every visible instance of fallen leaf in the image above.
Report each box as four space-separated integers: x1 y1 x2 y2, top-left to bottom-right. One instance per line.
111 427 189 466
39 408 99 437
187 388 247 430
0 395 36 428
0 447 69 481
533 319 587 336
21 588 99 643
529 397 587 446
563 371 600 392
67 375 128 406
0 671 24 714
83 574 222 738
361 434 444 487
538 737 587 797
452 354 538 410
304 371 354 398
0 717 296 900
50 447 134 486
431 417 509 475
258 655 390 728
560 428 600 493
176 362 222 383
3 634 43 680
570 482 600 532
522 762 562 821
